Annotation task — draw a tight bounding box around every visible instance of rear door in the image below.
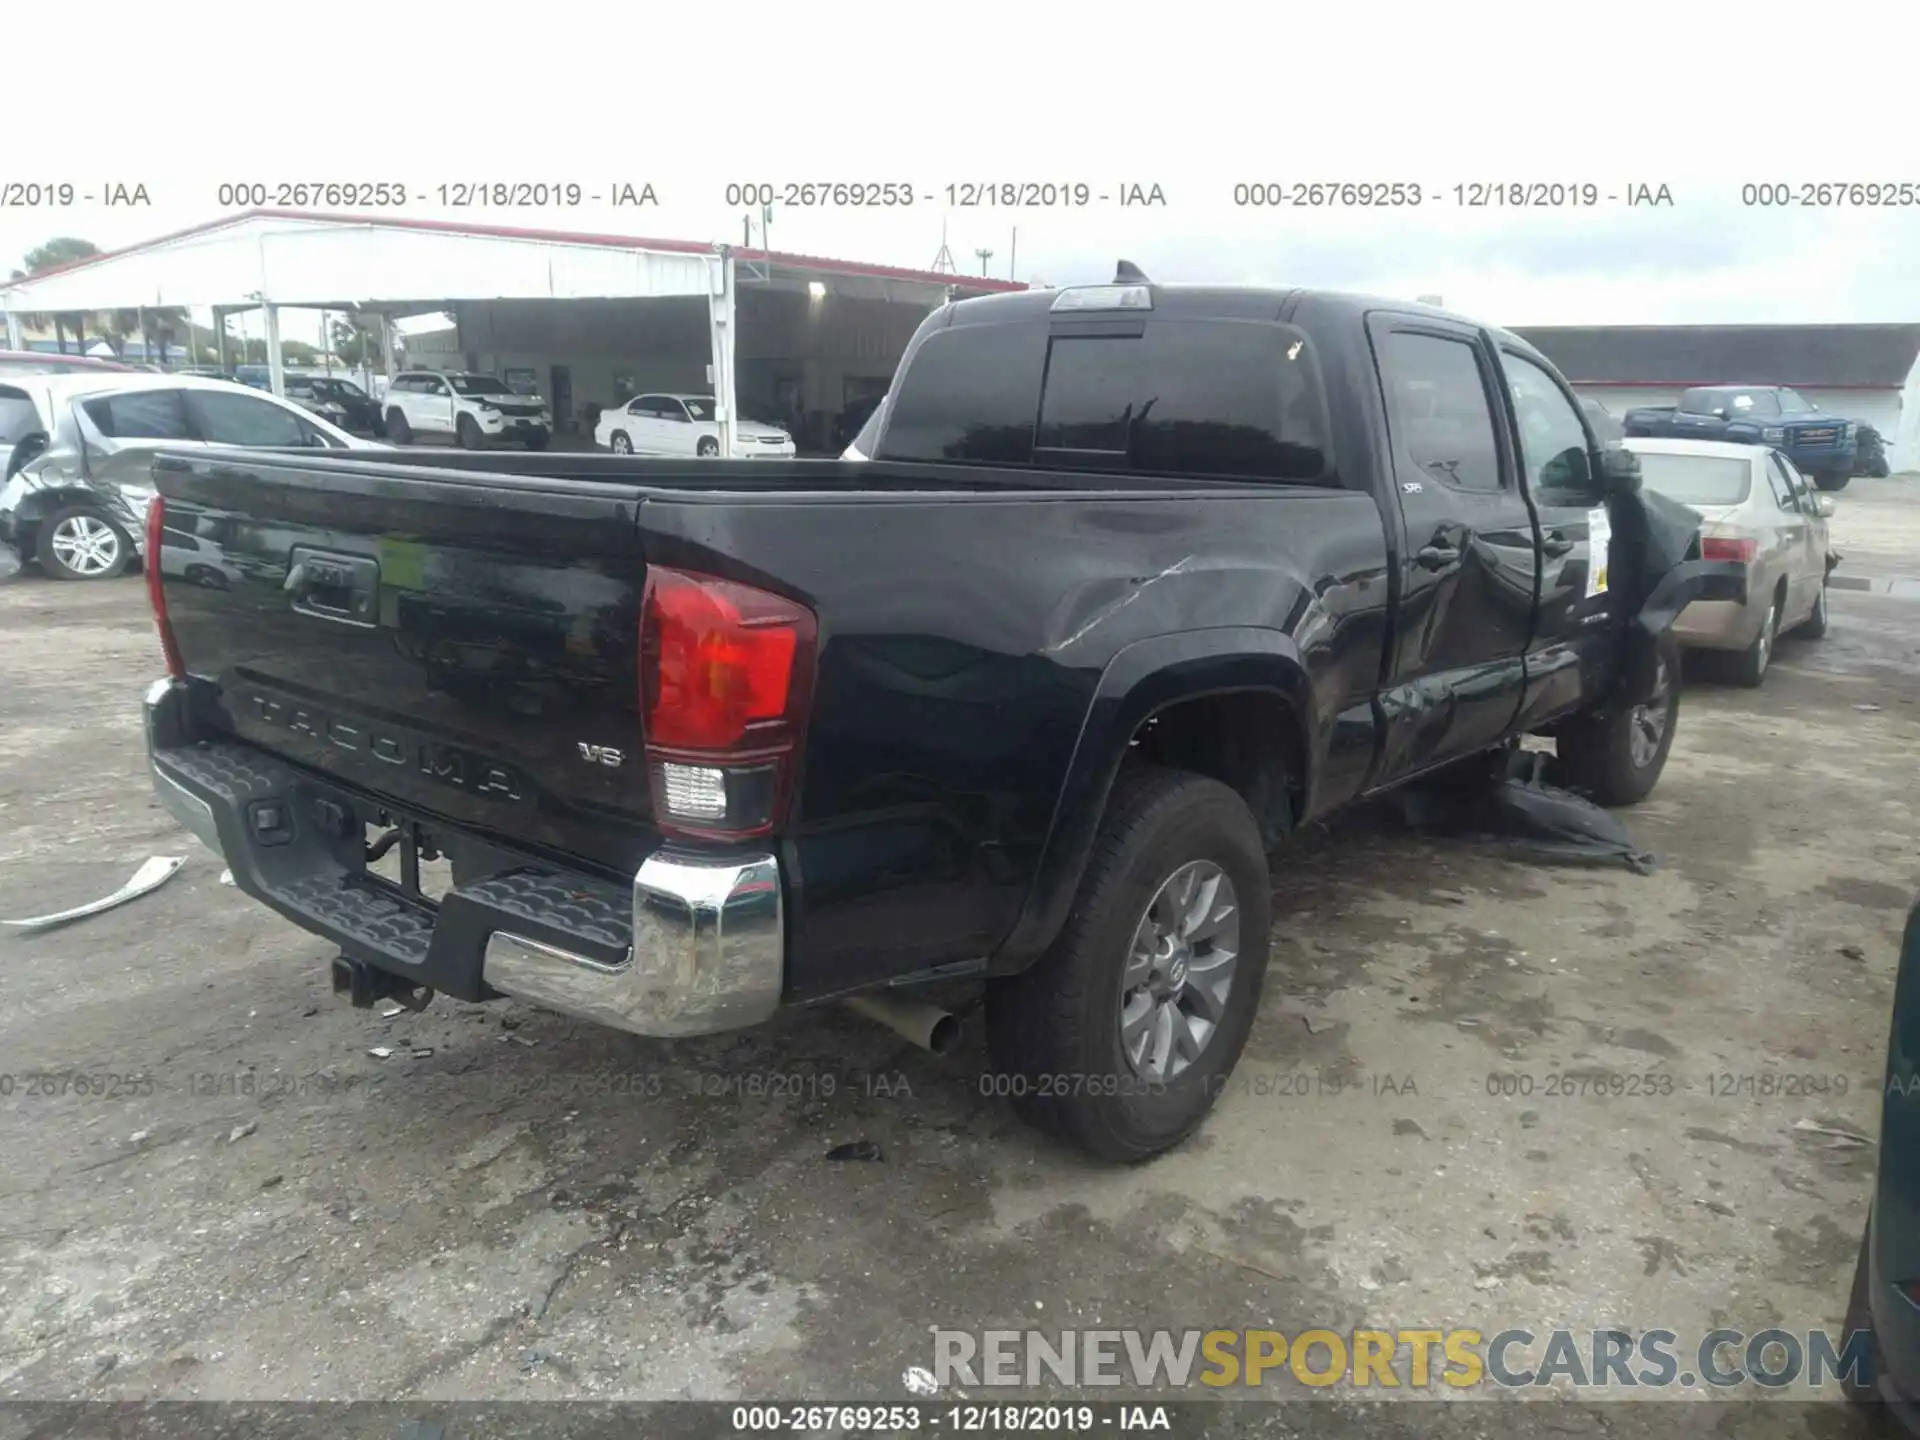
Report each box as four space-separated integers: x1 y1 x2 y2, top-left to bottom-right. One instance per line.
1367 317 1537 774
77 388 209 499
1494 348 1617 727
185 387 336 450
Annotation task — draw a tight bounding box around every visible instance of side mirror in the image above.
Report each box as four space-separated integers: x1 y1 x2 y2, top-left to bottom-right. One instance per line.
1815 495 1836 519
1599 445 1643 496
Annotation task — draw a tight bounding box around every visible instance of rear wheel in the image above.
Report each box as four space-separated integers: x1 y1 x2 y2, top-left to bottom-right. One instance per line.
37 506 132 581
609 431 633 455
985 765 1272 1161
386 410 411 445
1733 593 1782 687
1816 472 1851 492
1796 581 1830 639
1555 632 1680 805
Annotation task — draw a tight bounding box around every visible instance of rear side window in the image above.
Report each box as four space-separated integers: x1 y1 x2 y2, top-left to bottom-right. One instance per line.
0 389 42 443
880 318 1330 481
81 389 193 440
186 390 313 447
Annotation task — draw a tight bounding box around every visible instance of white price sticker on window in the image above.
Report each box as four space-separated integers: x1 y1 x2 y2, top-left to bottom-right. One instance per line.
1586 506 1611 597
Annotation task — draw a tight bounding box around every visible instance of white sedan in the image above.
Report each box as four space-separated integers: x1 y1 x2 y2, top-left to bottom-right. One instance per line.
594 393 796 458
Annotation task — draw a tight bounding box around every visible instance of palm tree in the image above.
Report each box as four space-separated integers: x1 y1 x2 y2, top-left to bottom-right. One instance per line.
11 237 103 354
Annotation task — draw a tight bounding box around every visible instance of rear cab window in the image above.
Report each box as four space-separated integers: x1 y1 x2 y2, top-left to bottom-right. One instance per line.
878 314 1332 483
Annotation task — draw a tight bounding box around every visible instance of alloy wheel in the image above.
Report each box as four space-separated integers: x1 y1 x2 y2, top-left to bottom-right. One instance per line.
1628 655 1671 768
1117 860 1241 1083
50 515 122 577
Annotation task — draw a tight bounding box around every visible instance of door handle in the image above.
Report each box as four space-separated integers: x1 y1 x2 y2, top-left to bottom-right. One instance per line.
1415 542 1461 571
1541 531 1575 558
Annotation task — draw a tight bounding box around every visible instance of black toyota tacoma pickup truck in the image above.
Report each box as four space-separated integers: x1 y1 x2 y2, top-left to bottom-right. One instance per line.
141 273 1738 1160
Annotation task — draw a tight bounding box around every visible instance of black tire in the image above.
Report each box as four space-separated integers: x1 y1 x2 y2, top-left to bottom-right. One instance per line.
1869 457 1890 479
984 765 1272 1162
1555 631 1681 806
386 410 411 445
1796 580 1830 639
610 431 633 454
523 429 549 452
35 505 132 581
1817 472 1851 492
696 436 720 458
456 415 483 449
1841 1224 1883 1405
1732 592 1783 688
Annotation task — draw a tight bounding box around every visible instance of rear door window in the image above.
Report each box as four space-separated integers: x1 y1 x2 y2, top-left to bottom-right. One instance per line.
80 389 194 440
186 390 314 447
1376 332 1504 493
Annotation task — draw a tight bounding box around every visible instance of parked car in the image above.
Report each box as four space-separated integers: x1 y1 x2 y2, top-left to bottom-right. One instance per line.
1623 385 1861 492
382 370 551 450
0 350 134 377
0 373 368 581
140 272 1741 1159
285 375 383 435
1624 437 1835 685
1843 897 1920 1422
593 392 796 458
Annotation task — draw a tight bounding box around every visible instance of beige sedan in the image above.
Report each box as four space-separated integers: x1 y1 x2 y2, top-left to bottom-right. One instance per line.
1624 437 1837 686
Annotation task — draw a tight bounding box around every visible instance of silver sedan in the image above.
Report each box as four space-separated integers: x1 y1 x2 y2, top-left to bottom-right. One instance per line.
1624 437 1836 686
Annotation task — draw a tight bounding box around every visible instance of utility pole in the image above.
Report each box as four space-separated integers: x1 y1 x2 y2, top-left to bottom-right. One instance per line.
1009 227 1017 281
974 247 994 277
931 220 957 274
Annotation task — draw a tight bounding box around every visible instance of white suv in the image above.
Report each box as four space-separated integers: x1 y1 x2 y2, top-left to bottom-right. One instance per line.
383 371 552 450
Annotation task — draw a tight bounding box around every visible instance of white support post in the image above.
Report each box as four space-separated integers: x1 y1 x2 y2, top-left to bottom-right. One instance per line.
263 303 285 396
4 303 20 352
213 306 229 372
707 247 739 459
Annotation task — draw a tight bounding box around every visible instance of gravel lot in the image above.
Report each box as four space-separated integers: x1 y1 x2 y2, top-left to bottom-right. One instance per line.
2 481 1918 1432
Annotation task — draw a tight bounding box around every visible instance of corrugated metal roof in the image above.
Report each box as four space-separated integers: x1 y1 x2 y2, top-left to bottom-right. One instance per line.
4 208 1026 300
1515 324 1920 389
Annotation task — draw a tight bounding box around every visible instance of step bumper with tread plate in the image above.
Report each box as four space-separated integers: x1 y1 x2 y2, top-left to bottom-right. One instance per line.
143 677 784 1038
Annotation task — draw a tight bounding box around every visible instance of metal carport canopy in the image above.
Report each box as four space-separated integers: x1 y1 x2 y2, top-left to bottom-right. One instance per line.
0 208 1024 454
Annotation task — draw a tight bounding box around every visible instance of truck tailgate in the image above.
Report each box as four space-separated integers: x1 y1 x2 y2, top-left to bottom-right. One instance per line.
152 451 655 876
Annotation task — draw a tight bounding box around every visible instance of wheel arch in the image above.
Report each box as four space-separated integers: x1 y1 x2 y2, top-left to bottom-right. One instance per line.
989 627 1316 973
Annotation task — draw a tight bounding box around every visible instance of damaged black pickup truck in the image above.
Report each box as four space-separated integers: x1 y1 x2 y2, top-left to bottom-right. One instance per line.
141 273 1741 1160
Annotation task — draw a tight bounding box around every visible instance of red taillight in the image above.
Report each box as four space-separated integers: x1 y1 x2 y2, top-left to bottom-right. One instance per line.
144 497 185 679
1701 535 1757 565
640 566 817 839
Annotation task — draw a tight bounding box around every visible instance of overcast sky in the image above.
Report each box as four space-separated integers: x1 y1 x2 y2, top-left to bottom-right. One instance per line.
7 0 1918 328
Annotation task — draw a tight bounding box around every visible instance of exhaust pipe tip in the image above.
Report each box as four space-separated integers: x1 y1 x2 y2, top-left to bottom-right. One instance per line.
846 993 961 1055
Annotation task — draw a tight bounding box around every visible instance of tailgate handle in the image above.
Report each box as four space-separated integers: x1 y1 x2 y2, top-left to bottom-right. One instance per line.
287 548 379 628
